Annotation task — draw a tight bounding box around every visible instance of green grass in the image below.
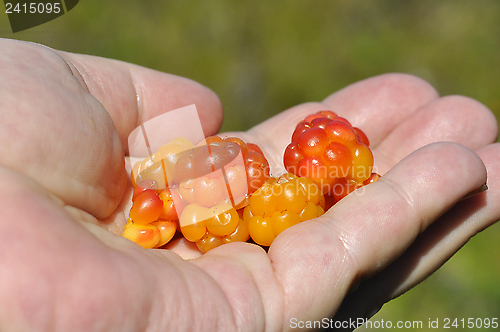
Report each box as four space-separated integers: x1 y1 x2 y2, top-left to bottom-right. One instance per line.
2 0 499 328
359 222 500 330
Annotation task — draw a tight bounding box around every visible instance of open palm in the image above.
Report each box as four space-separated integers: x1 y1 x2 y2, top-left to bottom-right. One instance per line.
1 39 499 332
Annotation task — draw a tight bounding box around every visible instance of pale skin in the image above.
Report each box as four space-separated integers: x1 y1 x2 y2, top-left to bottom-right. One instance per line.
0 38 499 332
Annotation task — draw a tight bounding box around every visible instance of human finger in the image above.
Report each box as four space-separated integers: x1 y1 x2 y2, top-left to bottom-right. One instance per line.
322 73 439 147
0 39 223 218
268 142 487 323
227 74 439 173
57 51 223 154
0 165 160 331
0 39 127 218
331 143 500 327
374 95 498 174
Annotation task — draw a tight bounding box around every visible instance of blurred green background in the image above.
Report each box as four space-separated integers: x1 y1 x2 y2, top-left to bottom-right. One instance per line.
1 0 499 329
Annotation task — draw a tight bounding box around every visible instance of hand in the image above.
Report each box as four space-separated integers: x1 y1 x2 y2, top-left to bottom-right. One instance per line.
1 38 498 332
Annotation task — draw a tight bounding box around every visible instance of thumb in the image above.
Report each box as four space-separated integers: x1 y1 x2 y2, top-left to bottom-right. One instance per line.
0 39 223 219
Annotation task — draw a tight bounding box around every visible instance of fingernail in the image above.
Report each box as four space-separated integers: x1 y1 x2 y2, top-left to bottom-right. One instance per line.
460 183 488 201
